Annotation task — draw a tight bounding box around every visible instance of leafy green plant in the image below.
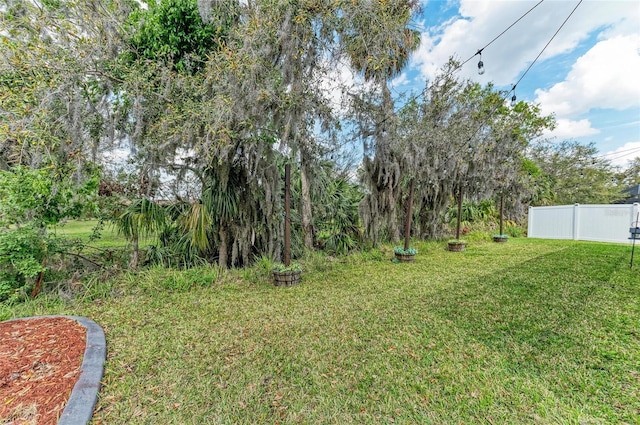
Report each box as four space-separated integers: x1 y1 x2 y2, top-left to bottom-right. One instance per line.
127 0 232 74
314 178 363 255
0 226 72 302
447 199 498 227
505 223 526 238
0 165 98 228
0 166 100 302
393 246 417 255
114 198 167 269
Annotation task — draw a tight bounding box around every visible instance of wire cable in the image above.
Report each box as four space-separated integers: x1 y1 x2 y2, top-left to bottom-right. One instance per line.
601 147 640 163
373 0 546 129
466 0 545 67
511 0 583 93
449 0 584 159
598 145 640 158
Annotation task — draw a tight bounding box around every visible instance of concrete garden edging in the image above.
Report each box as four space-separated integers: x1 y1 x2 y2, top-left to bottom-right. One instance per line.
7 315 106 425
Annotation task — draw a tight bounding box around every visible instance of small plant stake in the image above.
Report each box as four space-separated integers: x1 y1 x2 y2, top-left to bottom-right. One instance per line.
630 213 639 268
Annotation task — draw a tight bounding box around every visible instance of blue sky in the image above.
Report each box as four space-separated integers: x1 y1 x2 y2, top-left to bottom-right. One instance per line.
390 0 640 167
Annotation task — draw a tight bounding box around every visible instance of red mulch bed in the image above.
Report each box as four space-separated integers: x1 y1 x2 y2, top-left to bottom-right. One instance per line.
0 317 86 425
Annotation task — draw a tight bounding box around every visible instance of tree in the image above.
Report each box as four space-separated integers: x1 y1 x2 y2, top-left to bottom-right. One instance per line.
485 100 554 224
128 0 233 74
389 61 554 239
393 66 502 239
0 165 99 300
341 0 421 245
126 0 424 264
114 198 167 269
2 0 434 273
530 140 622 205
616 157 640 188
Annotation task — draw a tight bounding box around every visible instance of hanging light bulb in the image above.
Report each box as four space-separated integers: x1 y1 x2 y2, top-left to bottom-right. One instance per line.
477 51 485 75
509 85 518 107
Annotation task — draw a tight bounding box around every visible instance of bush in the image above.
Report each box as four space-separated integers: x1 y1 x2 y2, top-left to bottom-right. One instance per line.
505 223 526 238
0 227 49 302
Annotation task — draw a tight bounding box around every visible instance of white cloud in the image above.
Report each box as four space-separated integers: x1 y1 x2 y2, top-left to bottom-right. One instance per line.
604 142 640 167
391 73 409 89
318 58 357 113
543 118 600 140
535 34 640 117
409 0 640 148
411 0 638 87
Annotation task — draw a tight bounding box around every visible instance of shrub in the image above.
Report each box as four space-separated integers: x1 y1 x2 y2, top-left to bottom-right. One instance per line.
0 227 49 302
393 247 417 255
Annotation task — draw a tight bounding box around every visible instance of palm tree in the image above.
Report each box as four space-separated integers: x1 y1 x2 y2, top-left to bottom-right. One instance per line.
114 198 167 269
340 1 421 244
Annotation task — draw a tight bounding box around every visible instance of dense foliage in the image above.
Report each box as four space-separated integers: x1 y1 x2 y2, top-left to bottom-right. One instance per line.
1 0 633 301
0 166 98 301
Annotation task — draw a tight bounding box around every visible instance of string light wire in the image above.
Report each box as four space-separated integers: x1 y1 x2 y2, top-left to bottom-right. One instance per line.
599 147 640 164
510 0 583 95
374 0 546 129
450 0 584 157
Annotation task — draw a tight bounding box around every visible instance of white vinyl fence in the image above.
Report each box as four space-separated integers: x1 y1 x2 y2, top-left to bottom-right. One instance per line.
528 203 640 244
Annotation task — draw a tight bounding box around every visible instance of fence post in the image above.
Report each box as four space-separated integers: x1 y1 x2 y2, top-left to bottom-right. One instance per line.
528 206 533 238
573 203 580 240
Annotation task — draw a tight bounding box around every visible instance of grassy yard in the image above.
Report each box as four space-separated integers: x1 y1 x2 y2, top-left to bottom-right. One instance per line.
3 238 639 424
49 219 127 249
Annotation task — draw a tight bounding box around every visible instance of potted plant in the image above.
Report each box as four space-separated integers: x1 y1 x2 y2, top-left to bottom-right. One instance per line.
394 246 417 262
492 234 508 243
447 239 466 252
272 262 302 286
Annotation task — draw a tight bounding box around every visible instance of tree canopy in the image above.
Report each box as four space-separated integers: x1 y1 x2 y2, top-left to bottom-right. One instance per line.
2 0 604 283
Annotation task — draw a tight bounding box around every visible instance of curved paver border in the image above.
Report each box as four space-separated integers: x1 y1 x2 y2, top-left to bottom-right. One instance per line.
6 315 106 425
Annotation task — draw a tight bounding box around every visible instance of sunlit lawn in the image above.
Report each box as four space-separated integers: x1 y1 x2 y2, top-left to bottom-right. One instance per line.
4 237 639 424
49 219 153 249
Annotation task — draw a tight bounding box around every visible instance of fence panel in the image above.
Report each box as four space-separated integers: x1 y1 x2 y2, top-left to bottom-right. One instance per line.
528 203 639 243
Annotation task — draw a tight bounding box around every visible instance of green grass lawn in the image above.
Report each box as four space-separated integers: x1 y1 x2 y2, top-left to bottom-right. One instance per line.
3 238 639 424
49 219 154 249
49 219 125 249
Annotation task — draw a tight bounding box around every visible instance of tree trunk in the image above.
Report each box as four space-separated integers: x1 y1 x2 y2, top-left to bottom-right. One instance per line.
284 163 291 267
388 175 400 242
218 223 228 269
403 178 415 250
30 257 47 298
300 154 314 250
129 236 139 270
383 85 401 243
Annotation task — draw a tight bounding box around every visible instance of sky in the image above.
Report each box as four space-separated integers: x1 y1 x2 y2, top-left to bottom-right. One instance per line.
388 0 640 168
